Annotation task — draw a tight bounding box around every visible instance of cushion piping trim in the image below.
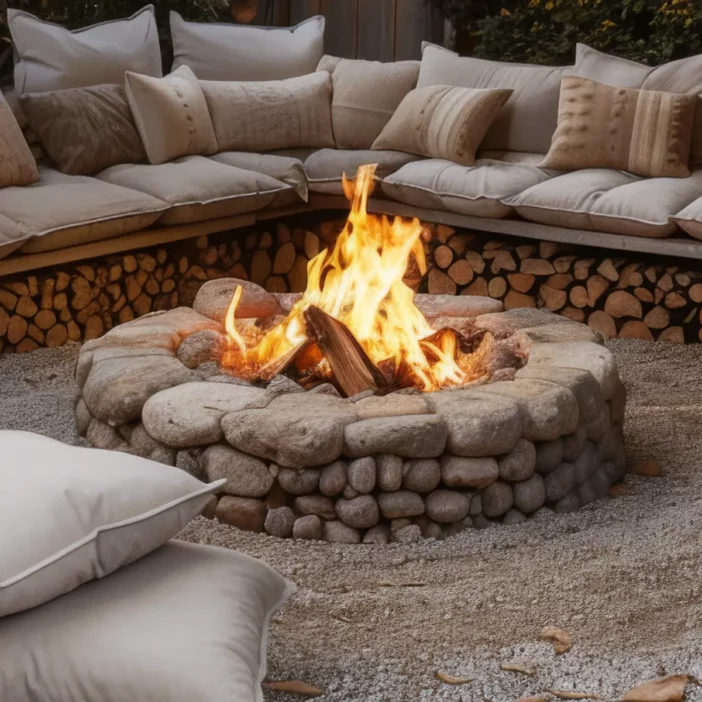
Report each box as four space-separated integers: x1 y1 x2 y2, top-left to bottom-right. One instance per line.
157 183 295 209
383 177 523 203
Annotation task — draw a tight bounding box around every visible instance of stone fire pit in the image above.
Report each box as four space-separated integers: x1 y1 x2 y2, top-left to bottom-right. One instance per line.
75 281 627 544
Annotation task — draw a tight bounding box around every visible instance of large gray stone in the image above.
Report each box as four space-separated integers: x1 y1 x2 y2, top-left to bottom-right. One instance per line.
441 455 499 488
202 445 273 497
176 448 204 479
343 415 448 458
277 468 320 495
323 521 361 544
544 462 576 501
414 294 503 319
86 419 130 452
402 459 441 493
498 438 536 481
535 438 564 474
481 481 513 517
335 496 380 529
586 404 611 442
378 491 425 519
193 278 280 324
573 441 599 485
265 506 295 537
562 425 587 461
352 393 430 420
597 428 617 462
143 382 265 448
513 474 546 513
176 329 226 369
377 454 403 492
425 490 470 523
293 514 322 540
319 460 347 496
215 496 267 532
128 424 175 465
293 495 337 520
347 456 376 493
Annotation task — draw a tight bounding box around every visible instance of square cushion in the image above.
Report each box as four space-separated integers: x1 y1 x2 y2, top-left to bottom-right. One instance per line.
21 84 146 176
504 168 702 238
97 156 292 225
372 85 512 165
171 11 324 81
126 66 218 165
0 540 293 702
0 431 224 617
201 72 335 153
0 91 39 187
381 154 555 219
9 6 162 95
304 149 421 195
0 166 167 254
418 43 564 154
318 55 420 149
541 76 696 178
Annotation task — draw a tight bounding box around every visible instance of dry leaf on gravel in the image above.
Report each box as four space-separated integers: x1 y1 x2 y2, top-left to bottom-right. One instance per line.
609 484 627 497
633 459 662 477
263 680 323 697
550 689 603 700
435 671 473 685
621 674 688 702
501 663 536 676
540 626 572 654
518 697 550 702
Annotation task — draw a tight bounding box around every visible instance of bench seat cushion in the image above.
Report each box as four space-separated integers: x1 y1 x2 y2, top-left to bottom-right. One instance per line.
381 153 554 219
671 198 702 241
504 168 702 238
0 214 26 261
96 156 292 225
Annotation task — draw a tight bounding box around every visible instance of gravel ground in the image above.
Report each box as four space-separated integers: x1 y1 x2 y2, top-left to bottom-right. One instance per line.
1 339 701 701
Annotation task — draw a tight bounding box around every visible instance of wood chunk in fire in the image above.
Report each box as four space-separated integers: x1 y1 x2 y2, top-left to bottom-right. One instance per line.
257 339 312 382
303 305 389 397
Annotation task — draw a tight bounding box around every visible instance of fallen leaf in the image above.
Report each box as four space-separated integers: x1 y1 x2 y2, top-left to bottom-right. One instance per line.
518 697 550 702
633 459 662 477
609 483 628 497
435 671 473 685
621 674 688 702
550 690 603 700
501 663 536 676
541 626 572 654
263 680 323 697
332 614 353 623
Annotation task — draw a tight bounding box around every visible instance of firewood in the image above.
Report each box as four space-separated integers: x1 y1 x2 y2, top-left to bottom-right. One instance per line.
118 306 134 324
488 277 507 298
288 255 309 293
689 283 702 303
448 234 476 256
59 307 72 323
618 320 653 341
259 231 273 249
7 315 27 344
157 248 167 265
596 258 619 282
67 320 80 340
508 273 535 294
434 245 454 269
665 291 686 309
539 241 566 258
675 272 691 287
588 310 617 338
303 305 388 397
604 291 643 319
539 284 566 311
27 323 44 344
546 273 573 290
562 306 585 322
516 244 536 260
145 277 159 296
448 260 473 285
126 275 142 302
657 273 673 292
573 258 595 280
504 290 536 310
201 247 217 266
133 293 152 316
40 279 54 310
586 274 609 306
250 250 272 286
654 287 664 304
71 277 92 310
34 309 56 330
659 326 685 343
685 307 697 324
463 277 488 297
162 279 176 294
123 254 137 273
643 306 670 329
46 323 68 348
633 287 653 303
520 258 554 276
265 276 288 294
0 289 17 311
484 240 503 250
273 242 296 275
76 265 95 282
428 269 457 295
16 295 38 318
4 281 29 296
189 265 207 282
304 232 320 260
644 266 658 284
490 250 517 274
0 308 8 336
16 337 39 353
76 301 99 324
554 255 577 273
436 225 455 243
465 251 485 275
256 339 311 382
569 286 588 309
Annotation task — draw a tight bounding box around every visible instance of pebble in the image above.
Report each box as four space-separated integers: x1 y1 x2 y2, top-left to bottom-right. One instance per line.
292 514 322 540
402 459 441 493
562 425 588 461
176 329 225 369
377 454 403 491
424 489 470 523
513 473 546 513
202 444 273 497
378 491 425 519
469 494 482 516
215 496 267 532
347 456 376 493
573 441 599 485
319 460 347 496
323 520 361 544
498 438 536 481
544 461 576 501
277 467 320 495
293 495 337 520
335 495 380 529
264 506 296 537
481 481 514 517
534 437 564 474
392 524 422 543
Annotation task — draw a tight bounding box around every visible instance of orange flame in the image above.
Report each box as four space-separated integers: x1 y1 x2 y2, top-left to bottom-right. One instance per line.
222 164 468 391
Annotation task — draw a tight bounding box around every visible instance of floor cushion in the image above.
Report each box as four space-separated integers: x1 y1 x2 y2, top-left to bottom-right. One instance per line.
305 148 421 195
0 431 224 617
0 540 293 702
96 156 292 225
0 166 167 255
381 154 554 219
504 168 702 238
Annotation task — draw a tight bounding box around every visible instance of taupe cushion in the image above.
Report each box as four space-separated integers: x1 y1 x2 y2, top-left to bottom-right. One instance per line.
21 84 146 176
304 149 421 195
126 66 218 165
542 77 696 178
9 6 162 95
318 55 420 149
372 85 512 166
382 155 555 219
201 72 335 153
0 431 224 617
97 156 291 225
171 11 324 81
0 541 293 701
0 166 167 254
672 197 702 241
0 91 39 187
0 214 25 261
504 168 702 238
418 43 564 154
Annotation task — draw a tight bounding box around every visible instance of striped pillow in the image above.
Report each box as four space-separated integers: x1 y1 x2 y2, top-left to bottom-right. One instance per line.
371 85 512 166
541 76 697 178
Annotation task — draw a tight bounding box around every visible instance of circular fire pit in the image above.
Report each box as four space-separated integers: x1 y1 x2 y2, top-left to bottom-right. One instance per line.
75 287 627 544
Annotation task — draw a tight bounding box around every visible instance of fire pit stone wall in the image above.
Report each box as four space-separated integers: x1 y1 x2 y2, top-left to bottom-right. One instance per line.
74 284 627 544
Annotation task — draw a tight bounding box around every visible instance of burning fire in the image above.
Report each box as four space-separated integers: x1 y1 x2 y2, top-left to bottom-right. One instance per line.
222 165 479 393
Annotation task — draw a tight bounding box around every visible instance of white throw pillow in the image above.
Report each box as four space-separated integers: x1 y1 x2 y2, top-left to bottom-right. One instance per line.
0 431 224 617
8 5 162 95
0 541 294 702
170 11 325 81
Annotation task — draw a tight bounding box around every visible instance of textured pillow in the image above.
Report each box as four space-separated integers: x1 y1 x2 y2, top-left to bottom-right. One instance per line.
21 85 146 176
8 5 162 95
0 541 293 702
201 72 335 153
541 76 696 178
171 11 324 81
371 85 512 166
0 431 224 617
0 92 39 187
318 55 420 149
126 65 218 165
418 43 564 154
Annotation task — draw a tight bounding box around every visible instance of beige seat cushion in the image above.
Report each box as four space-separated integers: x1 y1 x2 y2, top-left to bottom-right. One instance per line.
504 168 702 238
381 155 555 219
125 66 218 165
201 72 335 154
318 55 420 149
304 149 421 195
542 77 696 178
0 214 26 261
372 85 512 166
0 91 39 187
171 11 324 81
9 6 162 95
0 167 167 255
671 198 702 241
418 43 564 154
97 156 292 225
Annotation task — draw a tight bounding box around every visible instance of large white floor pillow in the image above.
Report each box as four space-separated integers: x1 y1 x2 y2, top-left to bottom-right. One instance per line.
0 431 224 616
0 541 294 702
